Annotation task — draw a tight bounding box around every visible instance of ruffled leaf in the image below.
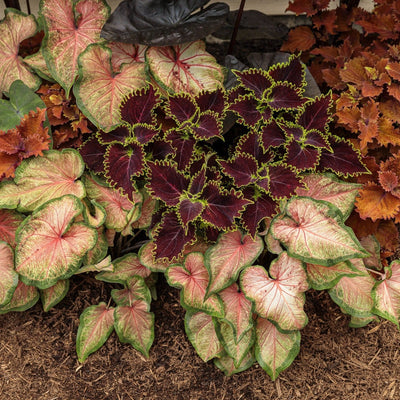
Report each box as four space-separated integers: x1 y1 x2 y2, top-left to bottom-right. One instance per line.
218 154 258 187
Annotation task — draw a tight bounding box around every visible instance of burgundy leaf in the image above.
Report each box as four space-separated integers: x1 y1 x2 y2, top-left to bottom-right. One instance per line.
261 121 287 149
154 211 196 260
189 168 207 195
105 142 144 199
132 124 160 144
234 69 272 99
267 165 302 199
218 154 258 187
280 124 303 141
297 94 332 132
179 199 205 226
317 136 368 176
147 139 174 160
98 126 130 144
229 96 264 127
236 132 273 165
79 136 107 174
304 130 331 149
201 182 250 229
120 85 161 125
285 140 320 170
268 56 304 88
166 93 198 124
166 131 196 171
228 85 248 104
193 112 222 140
146 161 189 206
269 84 306 110
196 88 226 115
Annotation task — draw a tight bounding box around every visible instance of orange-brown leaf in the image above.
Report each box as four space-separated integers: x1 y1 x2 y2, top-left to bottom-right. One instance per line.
379 98 400 123
286 0 330 16
358 100 379 151
376 117 400 147
280 26 316 52
378 170 399 195
386 61 400 80
340 57 368 85
0 130 22 154
0 153 20 179
375 220 399 253
388 83 400 102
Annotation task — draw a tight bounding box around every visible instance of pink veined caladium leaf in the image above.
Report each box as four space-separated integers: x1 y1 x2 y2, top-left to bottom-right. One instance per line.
40 0 110 96
0 241 18 307
372 261 400 327
81 227 108 266
78 254 112 274
296 173 362 219
214 351 254 376
219 283 254 343
109 42 147 71
39 279 69 312
15 195 97 289
111 276 152 305
255 317 301 381
0 9 41 94
97 253 151 284
81 198 106 229
214 320 255 368
329 259 375 318
0 280 39 313
166 252 224 317
138 240 172 273
184 311 224 362
0 149 85 212
113 300 154 357
82 173 142 231
0 209 24 248
270 197 368 266
74 43 147 131
205 230 264 296
146 40 224 95
241 252 309 331
76 302 115 362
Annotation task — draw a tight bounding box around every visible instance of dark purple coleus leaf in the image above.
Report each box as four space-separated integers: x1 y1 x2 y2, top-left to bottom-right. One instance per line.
179 198 205 226
166 130 196 171
120 85 161 125
79 136 107 174
196 88 226 115
105 142 145 199
234 69 273 99
189 168 207 195
261 121 287 149
201 182 251 229
146 161 189 206
97 126 131 144
297 94 332 132
193 111 222 140
317 136 368 176
229 95 271 127
154 210 196 260
285 140 320 170
304 130 331 149
133 124 160 144
228 85 248 104
147 140 174 160
268 84 306 110
236 132 273 165
166 93 198 124
218 154 258 187
242 187 278 236
268 56 304 88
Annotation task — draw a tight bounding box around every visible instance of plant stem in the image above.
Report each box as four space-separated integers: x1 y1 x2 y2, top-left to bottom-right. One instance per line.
227 0 246 55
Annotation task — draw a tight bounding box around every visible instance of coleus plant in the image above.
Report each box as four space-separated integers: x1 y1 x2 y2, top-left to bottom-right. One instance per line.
281 0 400 262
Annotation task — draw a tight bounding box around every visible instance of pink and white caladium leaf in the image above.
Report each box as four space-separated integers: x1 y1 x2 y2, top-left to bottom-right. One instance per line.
184 311 224 362
74 43 147 131
0 281 39 313
166 252 224 318
39 0 110 96
270 197 368 266
82 173 142 232
0 241 18 307
218 283 254 343
15 195 97 289
146 41 224 95
296 173 362 219
131 188 157 230
81 227 109 266
138 240 172 273
306 259 366 291
39 279 69 312
111 276 152 305
241 252 309 331
205 230 264 296
0 149 85 212
113 300 154 357
109 42 147 71
0 209 24 248
76 302 115 362
81 199 106 229
0 9 41 94
214 320 255 368
255 317 300 381
372 261 400 327
77 255 113 274
329 259 375 318
96 253 151 285
214 351 254 376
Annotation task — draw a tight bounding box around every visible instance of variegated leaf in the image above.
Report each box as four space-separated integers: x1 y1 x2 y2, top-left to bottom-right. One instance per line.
111 276 151 305
214 351 254 376
0 209 24 248
40 279 69 311
0 241 18 306
0 281 39 313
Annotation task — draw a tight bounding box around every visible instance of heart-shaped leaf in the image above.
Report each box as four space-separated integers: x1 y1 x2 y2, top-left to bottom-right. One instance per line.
241 252 309 331
40 0 110 96
0 149 85 212
74 43 147 131
111 276 152 305
113 301 154 357
76 302 115 362
15 195 97 289
214 351 254 376
184 311 224 362
40 279 69 311
255 317 300 381
271 197 368 266
0 9 41 94
166 252 224 317
0 241 18 307
205 230 264 296
0 281 39 313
